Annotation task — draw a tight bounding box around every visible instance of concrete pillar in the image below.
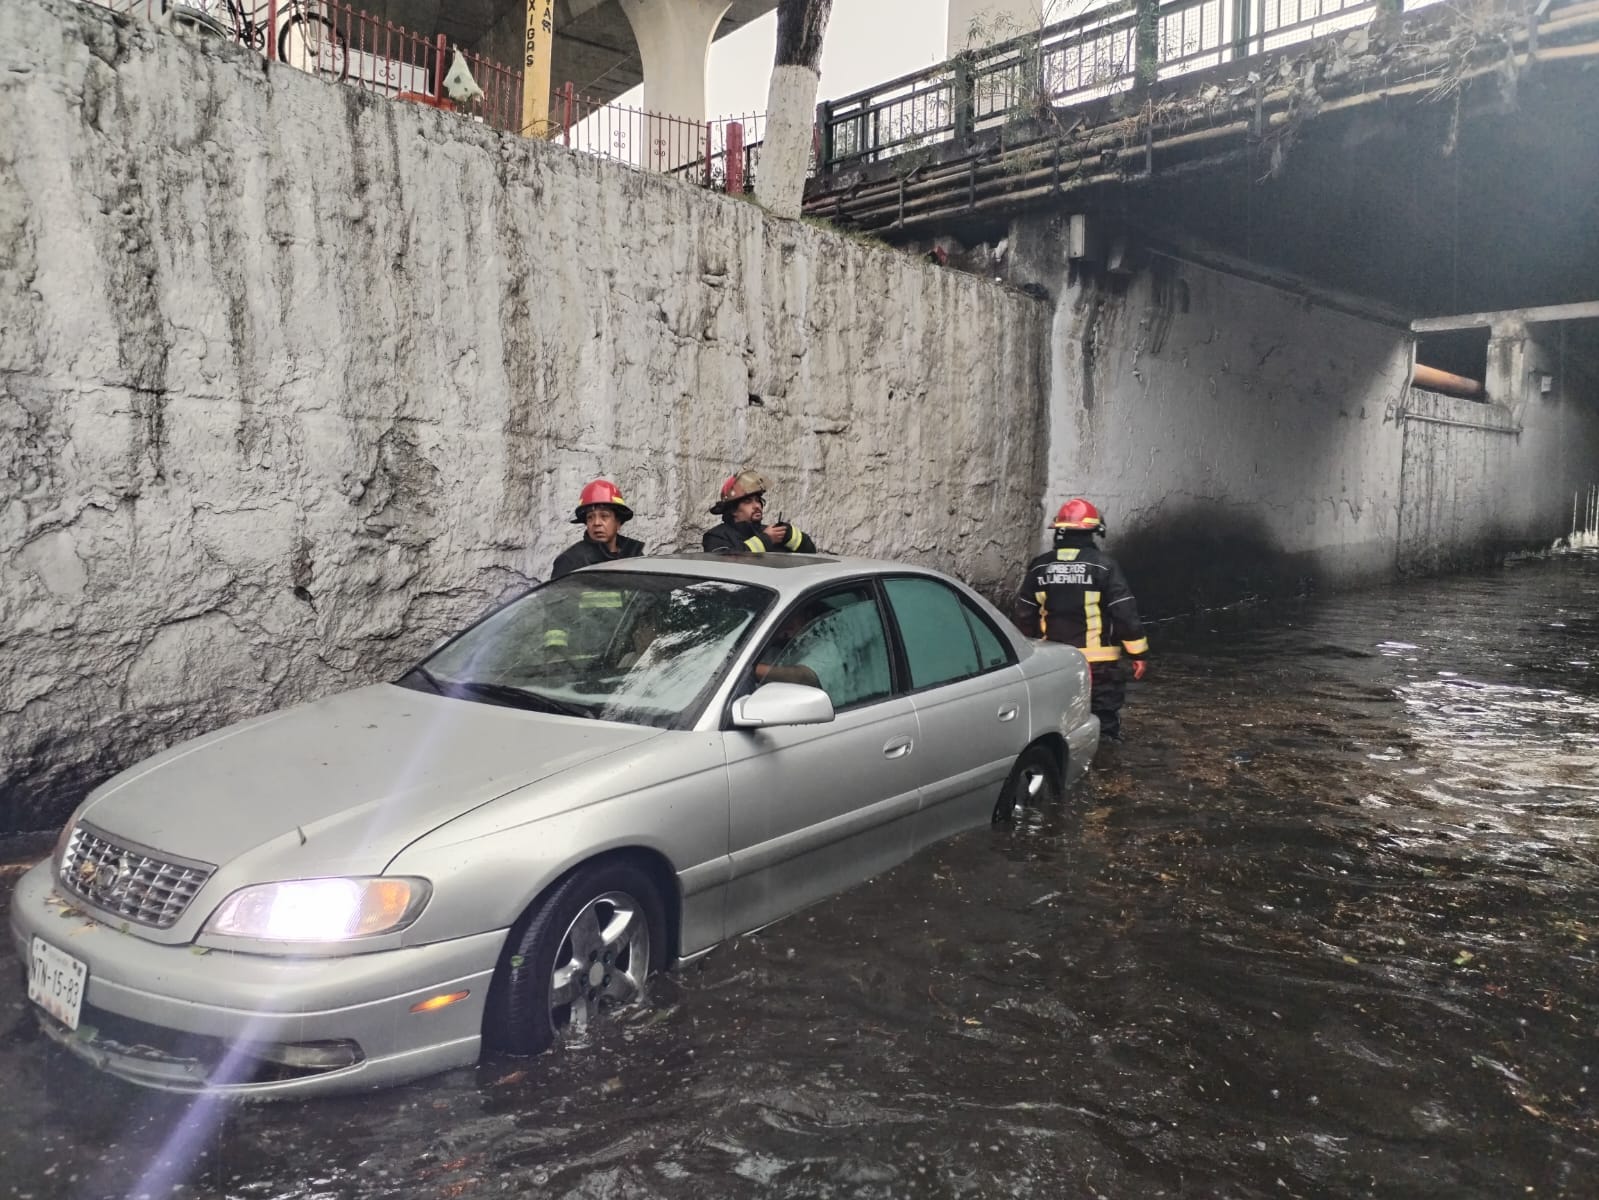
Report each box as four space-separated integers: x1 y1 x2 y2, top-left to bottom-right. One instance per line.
618 0 731 124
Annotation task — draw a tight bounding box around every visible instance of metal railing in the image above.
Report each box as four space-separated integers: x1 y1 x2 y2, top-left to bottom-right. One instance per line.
77 0 523 132
816 0 1429 172
549 83 764 182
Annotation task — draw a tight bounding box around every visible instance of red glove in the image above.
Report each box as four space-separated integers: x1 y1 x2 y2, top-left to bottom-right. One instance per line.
1129 658 1148 682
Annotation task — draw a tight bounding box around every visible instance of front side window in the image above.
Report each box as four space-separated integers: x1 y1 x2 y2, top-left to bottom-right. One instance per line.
407 573 773 728
884 576 1012 690
755 585 893 710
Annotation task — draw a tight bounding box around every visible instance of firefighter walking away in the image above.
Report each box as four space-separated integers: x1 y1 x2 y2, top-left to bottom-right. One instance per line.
1014 498 1149 742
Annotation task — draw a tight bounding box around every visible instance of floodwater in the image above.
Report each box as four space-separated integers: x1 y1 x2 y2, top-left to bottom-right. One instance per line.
3 551 1596 1199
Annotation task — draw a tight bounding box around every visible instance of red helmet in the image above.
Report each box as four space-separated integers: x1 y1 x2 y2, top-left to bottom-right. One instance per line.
1052 497 1103 531
572 479 633 524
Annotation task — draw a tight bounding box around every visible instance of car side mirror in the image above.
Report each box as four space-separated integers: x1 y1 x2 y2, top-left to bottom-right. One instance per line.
731 682 835 729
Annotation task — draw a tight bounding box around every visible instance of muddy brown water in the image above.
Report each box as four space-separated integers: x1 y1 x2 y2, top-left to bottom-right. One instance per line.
3 552 1596 1199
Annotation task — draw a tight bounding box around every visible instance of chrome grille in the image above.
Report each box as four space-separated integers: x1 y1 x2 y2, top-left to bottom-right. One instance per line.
58 824 215 930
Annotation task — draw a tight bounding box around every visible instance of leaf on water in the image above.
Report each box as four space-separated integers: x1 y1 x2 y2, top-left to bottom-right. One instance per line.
491 1070 527 1086
963 1017 983 1026
1454 950 1475 966
1341 954 1359 964
510 955 525 968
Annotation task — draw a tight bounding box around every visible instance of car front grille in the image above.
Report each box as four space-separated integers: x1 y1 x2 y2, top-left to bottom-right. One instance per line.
58 824 215 930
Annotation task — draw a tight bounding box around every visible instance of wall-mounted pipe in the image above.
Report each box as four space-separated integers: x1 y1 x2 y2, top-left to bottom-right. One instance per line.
1411 362 1485 399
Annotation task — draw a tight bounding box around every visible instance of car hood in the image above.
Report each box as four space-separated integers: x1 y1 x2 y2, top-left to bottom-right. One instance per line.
77 684 663 872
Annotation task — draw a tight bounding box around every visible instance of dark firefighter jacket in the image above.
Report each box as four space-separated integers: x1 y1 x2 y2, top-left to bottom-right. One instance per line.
544 534 645 653
702 519 816 555
1014 542 1149 664
550 534 645 580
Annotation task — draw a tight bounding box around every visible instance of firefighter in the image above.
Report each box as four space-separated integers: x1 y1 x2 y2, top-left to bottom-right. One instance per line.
544 479 645 658
551 479 645 580
1014 497 1149 742
702 468 817 555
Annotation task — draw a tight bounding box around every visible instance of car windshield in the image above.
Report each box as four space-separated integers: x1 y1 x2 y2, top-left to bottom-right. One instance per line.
404 572 774 729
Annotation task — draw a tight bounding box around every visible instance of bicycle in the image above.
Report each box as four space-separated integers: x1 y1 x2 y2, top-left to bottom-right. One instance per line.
163 0 349 82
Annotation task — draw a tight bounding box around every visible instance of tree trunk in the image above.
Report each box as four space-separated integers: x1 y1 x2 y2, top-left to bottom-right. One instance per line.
754 0 833 218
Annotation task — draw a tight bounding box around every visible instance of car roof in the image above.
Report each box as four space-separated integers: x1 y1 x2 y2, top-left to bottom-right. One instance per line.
575 552 954 596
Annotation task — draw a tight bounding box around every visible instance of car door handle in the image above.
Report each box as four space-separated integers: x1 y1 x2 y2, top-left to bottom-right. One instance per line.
883 736 914 759
997 704 1019 722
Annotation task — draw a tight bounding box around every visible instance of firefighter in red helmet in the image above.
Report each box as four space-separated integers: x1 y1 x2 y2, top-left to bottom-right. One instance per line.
551 478 645 579
702 468 817 555
1014 498 1150 742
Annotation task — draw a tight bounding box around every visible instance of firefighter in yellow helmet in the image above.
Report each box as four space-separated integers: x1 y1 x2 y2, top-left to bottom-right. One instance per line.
551 479 645 580
1014 498 1149 742
702 468 817 555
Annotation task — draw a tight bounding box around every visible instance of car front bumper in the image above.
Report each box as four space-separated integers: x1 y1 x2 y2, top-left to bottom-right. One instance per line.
9 861 503 1098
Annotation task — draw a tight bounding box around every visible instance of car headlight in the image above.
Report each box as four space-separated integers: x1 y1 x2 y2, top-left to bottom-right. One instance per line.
204 877 431 942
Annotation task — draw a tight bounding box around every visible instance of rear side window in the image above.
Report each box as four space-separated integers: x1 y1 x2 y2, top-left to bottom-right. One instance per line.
967 605 1011 670
884 577 1011 690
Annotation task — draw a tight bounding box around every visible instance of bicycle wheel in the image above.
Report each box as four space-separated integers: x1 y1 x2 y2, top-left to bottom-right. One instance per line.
278 13 348 82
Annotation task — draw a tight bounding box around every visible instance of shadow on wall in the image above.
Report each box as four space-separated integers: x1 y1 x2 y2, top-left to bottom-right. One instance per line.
1 728 113 839
1113 505 1315 621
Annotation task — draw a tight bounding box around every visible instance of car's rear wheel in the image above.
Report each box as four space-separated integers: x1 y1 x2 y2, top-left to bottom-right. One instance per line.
993 742 1063 823
484 859 665 1056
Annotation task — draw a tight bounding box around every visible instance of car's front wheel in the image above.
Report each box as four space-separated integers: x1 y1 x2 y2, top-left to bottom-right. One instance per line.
993 742 1063 822
484 859 665 1056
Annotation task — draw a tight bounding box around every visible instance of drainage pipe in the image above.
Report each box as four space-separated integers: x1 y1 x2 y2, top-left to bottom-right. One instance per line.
1412 363 1485 399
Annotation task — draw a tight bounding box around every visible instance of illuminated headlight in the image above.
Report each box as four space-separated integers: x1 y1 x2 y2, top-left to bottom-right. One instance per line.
204 877 431 942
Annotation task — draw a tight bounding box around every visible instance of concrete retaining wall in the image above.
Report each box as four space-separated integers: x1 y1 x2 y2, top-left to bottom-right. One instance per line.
1010 217 1599 616
0 0 1050 831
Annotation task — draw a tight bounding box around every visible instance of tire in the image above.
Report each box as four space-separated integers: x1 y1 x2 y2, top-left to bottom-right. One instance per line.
278 14 348 83
993 741 1063 823
483 859 666 1057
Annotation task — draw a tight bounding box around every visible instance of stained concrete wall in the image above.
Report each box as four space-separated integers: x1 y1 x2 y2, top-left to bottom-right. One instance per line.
1009 218 1599 616
0 0 1049 832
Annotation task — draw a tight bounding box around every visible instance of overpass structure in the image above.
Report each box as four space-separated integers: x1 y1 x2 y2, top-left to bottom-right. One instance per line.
803 0 1599 604
802 0 1599 327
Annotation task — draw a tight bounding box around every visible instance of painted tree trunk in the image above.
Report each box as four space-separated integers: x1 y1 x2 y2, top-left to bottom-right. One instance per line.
755 0 832 218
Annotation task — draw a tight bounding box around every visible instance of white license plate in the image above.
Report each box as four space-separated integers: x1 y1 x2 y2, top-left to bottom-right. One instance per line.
27 937 88 1031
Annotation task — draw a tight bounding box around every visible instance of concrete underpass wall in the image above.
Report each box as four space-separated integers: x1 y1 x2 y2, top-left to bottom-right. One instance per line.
1036 255 1413 614
1011 219 1599 616
0 0 1049 832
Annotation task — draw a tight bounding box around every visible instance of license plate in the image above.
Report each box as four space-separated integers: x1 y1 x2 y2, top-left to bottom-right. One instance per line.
27 937 88 1031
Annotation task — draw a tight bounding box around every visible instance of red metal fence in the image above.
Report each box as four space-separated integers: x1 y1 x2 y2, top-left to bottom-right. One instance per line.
77 1 770 189
80 0 523 132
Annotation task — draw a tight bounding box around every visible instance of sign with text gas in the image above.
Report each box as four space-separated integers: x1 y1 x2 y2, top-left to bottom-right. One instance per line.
521 0 555 136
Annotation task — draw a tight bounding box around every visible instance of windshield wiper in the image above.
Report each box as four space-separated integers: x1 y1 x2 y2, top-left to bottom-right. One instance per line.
449 680 594 719
400 665 445 693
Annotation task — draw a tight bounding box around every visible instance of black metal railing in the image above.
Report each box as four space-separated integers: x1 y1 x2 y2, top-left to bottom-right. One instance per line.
815 0 1394 173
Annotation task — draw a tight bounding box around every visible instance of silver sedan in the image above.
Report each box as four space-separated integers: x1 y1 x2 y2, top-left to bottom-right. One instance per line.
10 554 1098 1097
